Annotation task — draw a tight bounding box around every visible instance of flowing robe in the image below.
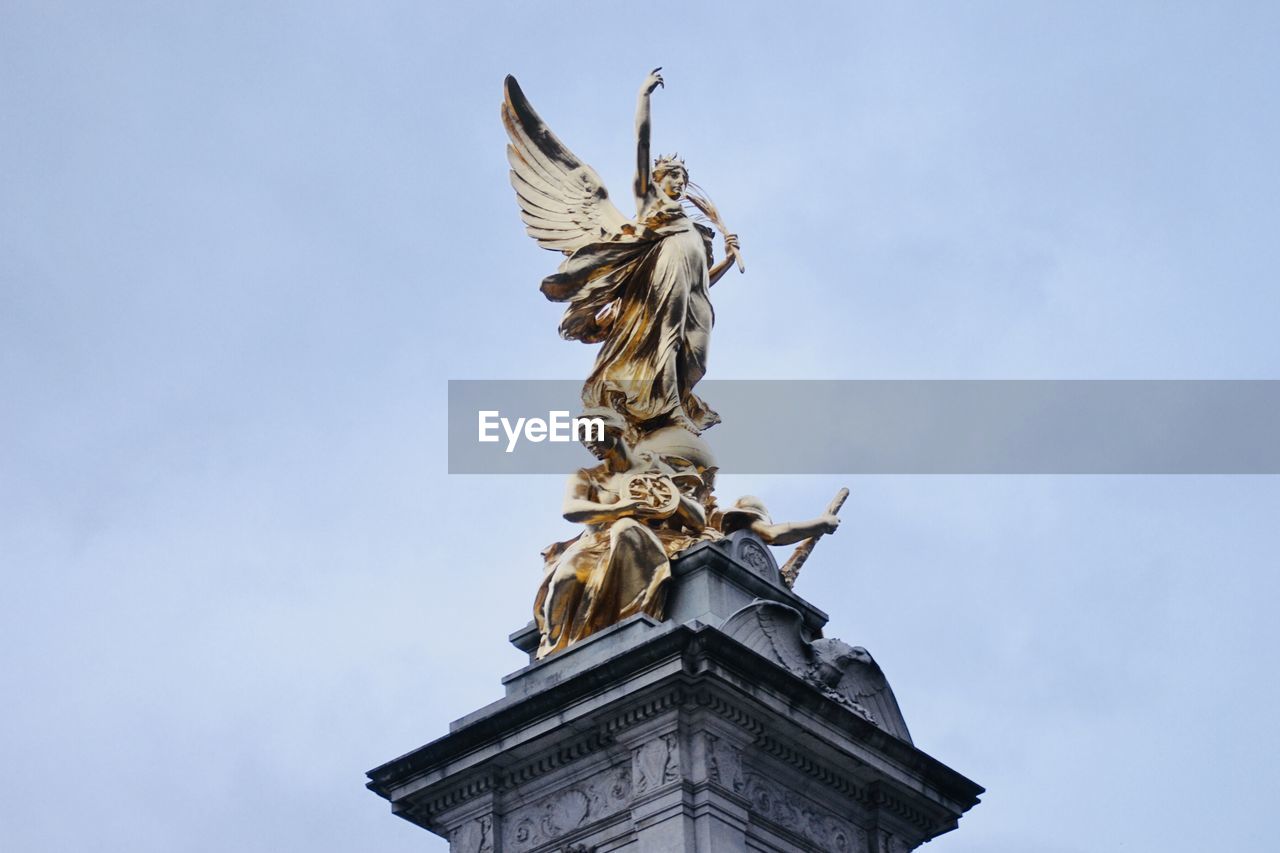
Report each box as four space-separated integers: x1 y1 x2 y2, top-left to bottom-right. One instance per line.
533 464 701 659
541 200 719 433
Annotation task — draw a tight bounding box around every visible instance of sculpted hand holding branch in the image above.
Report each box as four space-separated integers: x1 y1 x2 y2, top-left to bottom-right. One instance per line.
502 69 742 435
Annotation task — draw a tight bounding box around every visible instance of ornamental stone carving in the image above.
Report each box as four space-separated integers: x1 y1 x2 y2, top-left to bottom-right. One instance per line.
632 732 680 795
742 772 868 853
450 815 493 853
737 538 774 579
503 765 631 852
703 733 744 794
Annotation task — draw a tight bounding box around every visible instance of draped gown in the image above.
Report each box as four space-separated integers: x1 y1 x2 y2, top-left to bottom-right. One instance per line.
533 462 703 659
540 197 719 433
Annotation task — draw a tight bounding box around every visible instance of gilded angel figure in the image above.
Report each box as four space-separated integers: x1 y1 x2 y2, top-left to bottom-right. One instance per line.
502 68 743 434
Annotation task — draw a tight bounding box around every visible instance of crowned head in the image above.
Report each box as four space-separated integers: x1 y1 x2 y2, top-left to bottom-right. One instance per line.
653 154 689 200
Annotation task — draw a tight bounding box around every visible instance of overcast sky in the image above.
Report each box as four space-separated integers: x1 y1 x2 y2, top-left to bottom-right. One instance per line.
3 3 1278 852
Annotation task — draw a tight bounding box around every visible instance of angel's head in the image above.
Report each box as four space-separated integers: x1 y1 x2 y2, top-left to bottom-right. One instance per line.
653 154 688 200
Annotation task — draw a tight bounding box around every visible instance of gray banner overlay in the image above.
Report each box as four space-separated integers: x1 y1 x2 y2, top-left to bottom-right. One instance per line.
448 380 1280 474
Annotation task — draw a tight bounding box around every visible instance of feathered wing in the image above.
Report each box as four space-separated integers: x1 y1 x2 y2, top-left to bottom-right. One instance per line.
825 644 914 744
720 601 811 674
502 76 631 255
722 606 914 743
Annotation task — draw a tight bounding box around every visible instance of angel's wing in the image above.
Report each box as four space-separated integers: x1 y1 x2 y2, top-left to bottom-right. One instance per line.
502 76 631 255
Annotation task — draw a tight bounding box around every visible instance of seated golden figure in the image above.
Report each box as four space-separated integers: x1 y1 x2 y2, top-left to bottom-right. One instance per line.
533 413 711 658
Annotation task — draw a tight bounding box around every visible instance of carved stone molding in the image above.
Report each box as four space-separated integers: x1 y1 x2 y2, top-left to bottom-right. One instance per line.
601 687 684 738
877 828 910 853
737 538 774 579
742 772 869 853
401 681 941 844
503 730 613 789
450 814 493 853
504 764 632 853
694 685 938 835
631 732 679 795
702 732 743 795
691 688 766 737
755 732 867 804
867 785 936 834
400 773 497 827
369 622 983 851
750 734 940 835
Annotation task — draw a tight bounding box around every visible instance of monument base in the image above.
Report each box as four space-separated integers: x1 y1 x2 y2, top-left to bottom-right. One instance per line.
367 536 982 852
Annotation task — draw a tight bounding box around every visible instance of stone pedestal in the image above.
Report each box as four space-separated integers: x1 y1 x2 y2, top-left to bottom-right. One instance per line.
367 534 982 852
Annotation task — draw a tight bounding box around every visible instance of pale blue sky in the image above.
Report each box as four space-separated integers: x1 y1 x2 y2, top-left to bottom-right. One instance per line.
2 3 1278 851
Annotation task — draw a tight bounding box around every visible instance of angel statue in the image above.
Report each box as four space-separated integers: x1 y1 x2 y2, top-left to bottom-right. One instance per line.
502 68 743 435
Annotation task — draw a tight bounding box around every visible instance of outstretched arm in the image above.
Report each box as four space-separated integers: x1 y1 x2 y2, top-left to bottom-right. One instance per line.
750 514 841 546
633 67 663 215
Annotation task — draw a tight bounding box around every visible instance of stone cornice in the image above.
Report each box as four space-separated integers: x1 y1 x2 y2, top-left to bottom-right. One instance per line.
368 623 982 843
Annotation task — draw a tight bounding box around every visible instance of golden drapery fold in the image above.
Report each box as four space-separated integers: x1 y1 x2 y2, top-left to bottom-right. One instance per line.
533 465 702 659
541 211 719 434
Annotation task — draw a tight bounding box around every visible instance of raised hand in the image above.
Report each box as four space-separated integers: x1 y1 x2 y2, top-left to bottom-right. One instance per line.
641 67 664 96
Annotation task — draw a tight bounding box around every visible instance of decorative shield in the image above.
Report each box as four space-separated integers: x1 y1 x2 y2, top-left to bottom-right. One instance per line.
623 472 680 517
